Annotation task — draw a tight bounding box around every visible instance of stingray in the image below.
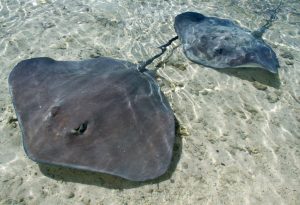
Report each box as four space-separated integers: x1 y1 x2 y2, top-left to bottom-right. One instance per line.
8 38 178 181
174 2 282 73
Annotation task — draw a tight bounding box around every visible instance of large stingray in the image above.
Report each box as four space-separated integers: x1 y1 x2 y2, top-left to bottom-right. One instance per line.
8 38 177 181
174 3 281 73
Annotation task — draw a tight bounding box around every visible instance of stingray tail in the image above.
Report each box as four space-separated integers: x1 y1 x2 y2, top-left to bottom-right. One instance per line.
252 0 283 38
138 36 178 72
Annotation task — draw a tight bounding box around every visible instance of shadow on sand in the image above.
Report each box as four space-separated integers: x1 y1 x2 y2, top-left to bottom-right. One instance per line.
215 66 281 89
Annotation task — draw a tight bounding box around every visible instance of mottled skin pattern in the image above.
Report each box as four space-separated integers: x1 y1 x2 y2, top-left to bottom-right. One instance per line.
174 12 279 73
8 57 175 181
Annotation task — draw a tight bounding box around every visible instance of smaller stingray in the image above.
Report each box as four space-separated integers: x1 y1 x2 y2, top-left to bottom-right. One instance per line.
174 5 281 73
8 38 177 181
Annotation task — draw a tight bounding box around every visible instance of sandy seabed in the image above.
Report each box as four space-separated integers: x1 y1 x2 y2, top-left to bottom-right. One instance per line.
0 0 299 204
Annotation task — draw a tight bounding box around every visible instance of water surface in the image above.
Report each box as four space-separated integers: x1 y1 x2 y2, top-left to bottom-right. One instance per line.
0 0 299 204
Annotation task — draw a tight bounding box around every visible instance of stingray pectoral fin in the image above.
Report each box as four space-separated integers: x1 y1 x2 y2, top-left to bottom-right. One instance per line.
174 11 280 73
8 57 175 181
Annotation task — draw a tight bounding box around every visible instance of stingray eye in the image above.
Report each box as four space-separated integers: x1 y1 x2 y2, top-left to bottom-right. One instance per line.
50 106 60 117
245 53 255 59
214 48 224 55
71 121 88 135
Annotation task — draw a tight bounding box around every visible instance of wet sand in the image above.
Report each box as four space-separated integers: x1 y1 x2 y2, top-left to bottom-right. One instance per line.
0 0 299 204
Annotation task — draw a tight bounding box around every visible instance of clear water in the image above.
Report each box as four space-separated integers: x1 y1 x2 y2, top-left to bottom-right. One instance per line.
0 0 299 204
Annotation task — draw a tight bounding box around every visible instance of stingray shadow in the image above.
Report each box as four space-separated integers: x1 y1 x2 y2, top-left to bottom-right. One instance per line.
213 66 281 89
39 117 182 189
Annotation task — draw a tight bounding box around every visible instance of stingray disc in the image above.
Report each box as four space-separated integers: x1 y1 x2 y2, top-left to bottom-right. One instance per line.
174 12 279 73
8 57 175 181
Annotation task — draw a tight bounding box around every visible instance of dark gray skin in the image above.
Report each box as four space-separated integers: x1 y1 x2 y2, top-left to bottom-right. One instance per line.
8 57 175 181
174 12 279 73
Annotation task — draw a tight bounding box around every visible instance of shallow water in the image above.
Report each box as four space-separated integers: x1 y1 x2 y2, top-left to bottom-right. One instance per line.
0 0 299 204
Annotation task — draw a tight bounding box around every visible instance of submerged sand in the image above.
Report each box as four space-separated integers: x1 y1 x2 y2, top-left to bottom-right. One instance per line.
0 0 299 204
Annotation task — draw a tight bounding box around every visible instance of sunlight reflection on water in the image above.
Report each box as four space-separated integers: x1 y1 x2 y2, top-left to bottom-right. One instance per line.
0 0 299 204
